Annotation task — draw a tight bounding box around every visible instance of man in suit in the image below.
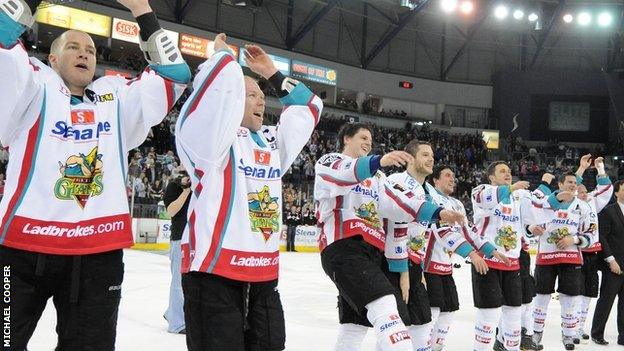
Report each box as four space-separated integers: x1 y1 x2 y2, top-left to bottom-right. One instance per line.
591 179 624 346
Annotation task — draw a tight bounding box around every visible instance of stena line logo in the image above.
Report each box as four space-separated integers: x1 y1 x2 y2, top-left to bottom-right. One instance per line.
238 158 281 179
51 121 112 141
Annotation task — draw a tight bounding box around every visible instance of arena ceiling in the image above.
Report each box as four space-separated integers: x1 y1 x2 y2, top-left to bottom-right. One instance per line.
75 0 624 84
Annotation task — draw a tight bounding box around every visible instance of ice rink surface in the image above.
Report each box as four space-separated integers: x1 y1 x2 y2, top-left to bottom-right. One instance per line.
28 249 622 350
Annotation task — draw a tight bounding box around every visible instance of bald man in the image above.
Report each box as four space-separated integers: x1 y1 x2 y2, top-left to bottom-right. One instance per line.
0 0 190 349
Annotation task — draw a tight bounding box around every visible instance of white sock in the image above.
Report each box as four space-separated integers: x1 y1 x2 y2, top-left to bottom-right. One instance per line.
366 295 413 351
429 307 440 345
577 296 591 335
408 323 432 351
335 323 369 351
559 294 580 337
521 303 533 336
431 312 453 348
533 294 550 334
474 308 500 351
500 305 522 351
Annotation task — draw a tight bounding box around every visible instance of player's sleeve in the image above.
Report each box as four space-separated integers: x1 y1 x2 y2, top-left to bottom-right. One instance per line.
590 176 613 213
0 10 41 145
578 202 598 249
378 174 443 224
273 74 323 170
384 220 409 273
453 200 497 258
175 50 245 166
432 225 474 258
472 184 509 210
314 154 380 198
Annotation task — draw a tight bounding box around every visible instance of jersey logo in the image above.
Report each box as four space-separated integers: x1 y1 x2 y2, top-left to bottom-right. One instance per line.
354 201 380 228
253 149 271 166
495 225 518 251
557 211 568 219
54 146 104 208
71 110 95 125
502 206 512 215
547 227 570 244
247 185 280 242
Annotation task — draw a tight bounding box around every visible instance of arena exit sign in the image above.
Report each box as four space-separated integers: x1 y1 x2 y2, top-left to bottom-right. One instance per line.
399 81 413 89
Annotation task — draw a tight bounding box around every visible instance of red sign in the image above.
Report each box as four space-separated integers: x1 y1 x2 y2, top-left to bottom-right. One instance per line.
254 150 271 165
71 110 95 125
502 207 512 214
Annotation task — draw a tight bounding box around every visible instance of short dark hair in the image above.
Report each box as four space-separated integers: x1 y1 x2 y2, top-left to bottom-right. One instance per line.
404 140 431 158
337 122 373 152
558 172 577 184
431 164 454 181
614 179 624 193
487 161 508 177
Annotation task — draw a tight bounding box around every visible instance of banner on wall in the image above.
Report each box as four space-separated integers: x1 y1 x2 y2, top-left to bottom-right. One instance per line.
239 48 290 76
36 2 111 37
179 34 238 59
294 225 319 251
291 60 337 86
112 18 179 46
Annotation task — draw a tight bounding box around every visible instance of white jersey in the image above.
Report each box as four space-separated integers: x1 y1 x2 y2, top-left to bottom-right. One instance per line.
471 184 547 270
385 171 495 274
534 194 598 265
0 36 187 255
176 50 322 282
580 176 613 253
314 155 441 261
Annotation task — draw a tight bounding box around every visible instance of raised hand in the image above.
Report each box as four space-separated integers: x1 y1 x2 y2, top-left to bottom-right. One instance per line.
579 154 592 170
213 33 229 53
595 157 605 175
244 44 278 79
380 151 413 168
541 173 555 185
117 0 152 17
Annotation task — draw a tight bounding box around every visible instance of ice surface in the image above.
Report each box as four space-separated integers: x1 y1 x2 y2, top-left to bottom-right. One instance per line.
28 250 621 350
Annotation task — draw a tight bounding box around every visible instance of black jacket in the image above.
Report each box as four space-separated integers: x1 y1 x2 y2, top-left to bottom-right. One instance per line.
598 203 624 267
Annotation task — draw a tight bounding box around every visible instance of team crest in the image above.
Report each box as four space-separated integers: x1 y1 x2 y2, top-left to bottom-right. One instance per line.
494 225 518 251
247 185 280 242
547 227 570 244
354 201 380 228
54 146 103 208
408 234 426 252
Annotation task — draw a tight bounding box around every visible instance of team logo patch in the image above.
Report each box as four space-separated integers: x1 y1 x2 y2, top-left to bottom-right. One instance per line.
547 227 570 244
354 201 380 228
253 149 271 166
408 233 426 253
557 211 568 219
494 225 518 251
54 147 104 208
247 185 280 242
502 206 512 215
71 110 95 125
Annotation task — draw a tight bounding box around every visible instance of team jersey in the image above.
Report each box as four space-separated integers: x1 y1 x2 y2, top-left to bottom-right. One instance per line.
533 193 598 265
176 50 322 282
384 171 496 274
314 154 441 261
471 184 548 270
0 33 187 255
580 176 613 253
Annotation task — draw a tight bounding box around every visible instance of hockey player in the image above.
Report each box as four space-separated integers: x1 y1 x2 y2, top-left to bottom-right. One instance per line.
471 161 547 351
531 172 599 350
0 0 189 349
573 156 612 342
175 35 321 350
384 143 506 350
424 164 512 351
314 123 464 351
